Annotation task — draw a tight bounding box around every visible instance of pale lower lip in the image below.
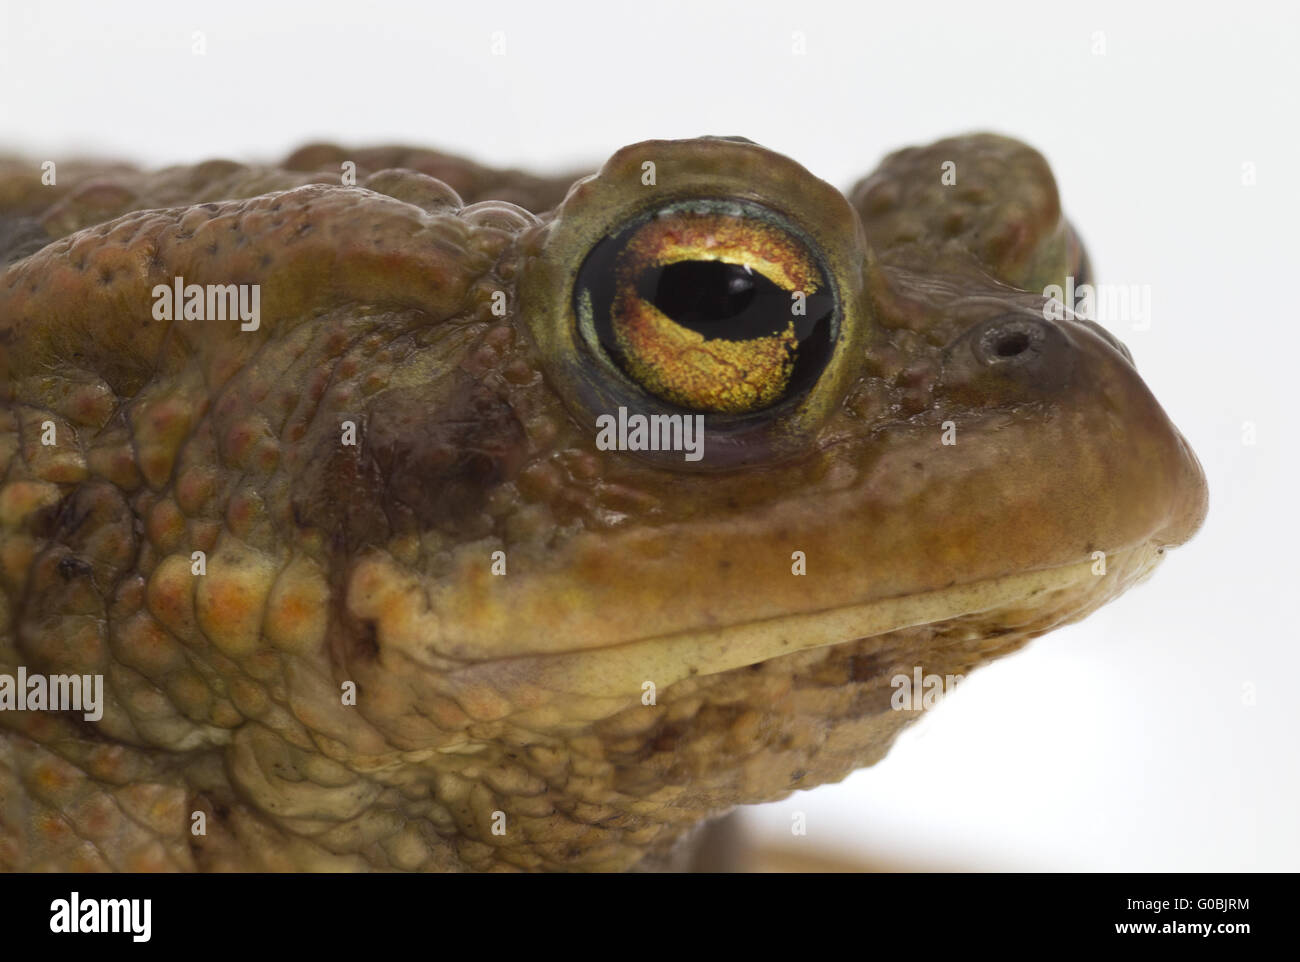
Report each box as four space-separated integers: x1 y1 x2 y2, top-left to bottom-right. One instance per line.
430 541 1164 726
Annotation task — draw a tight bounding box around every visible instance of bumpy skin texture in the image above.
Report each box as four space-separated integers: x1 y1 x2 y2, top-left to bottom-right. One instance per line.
0 136 1207 871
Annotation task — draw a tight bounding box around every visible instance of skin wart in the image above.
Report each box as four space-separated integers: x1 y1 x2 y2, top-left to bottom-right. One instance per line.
0 135 1207 871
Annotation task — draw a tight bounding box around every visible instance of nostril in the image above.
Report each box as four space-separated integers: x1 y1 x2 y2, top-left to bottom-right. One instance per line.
994 331 1031 357
945 313 1075 396
972 316 1049 368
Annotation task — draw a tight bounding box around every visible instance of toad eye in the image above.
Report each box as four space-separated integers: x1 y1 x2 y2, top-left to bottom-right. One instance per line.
574 200 837 414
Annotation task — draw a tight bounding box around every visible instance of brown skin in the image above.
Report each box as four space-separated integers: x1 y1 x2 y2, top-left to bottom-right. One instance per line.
0 135 1206 871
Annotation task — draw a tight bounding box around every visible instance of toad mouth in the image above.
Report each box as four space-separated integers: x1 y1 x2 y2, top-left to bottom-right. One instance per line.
394 542 1162 727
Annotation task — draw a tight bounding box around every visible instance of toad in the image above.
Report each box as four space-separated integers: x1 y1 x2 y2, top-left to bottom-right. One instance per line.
0 134 1207 870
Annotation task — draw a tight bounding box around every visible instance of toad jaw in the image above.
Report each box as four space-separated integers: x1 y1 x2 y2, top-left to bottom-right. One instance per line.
345 542 1162 725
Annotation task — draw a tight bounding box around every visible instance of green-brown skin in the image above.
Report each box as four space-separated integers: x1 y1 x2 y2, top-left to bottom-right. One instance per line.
0 135 1207 871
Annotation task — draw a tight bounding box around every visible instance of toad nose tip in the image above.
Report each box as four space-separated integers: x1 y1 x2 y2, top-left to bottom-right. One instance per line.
1156 429 1210 551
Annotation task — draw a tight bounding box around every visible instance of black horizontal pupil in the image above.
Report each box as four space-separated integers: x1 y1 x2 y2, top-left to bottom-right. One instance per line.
637 260 792 340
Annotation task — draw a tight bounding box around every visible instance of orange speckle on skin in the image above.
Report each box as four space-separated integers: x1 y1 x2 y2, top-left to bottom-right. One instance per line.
195 544 278 656
111 610 184 675
146 498 186 551
132 396 194 489
87 442 143 489
175 467 216 514
31 759 76 798
146 554 199 637
34 810 72 842
264 557 330 653
0 480 62 525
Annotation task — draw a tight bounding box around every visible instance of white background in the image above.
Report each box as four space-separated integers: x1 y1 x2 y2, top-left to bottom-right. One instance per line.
2 0 1297 870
